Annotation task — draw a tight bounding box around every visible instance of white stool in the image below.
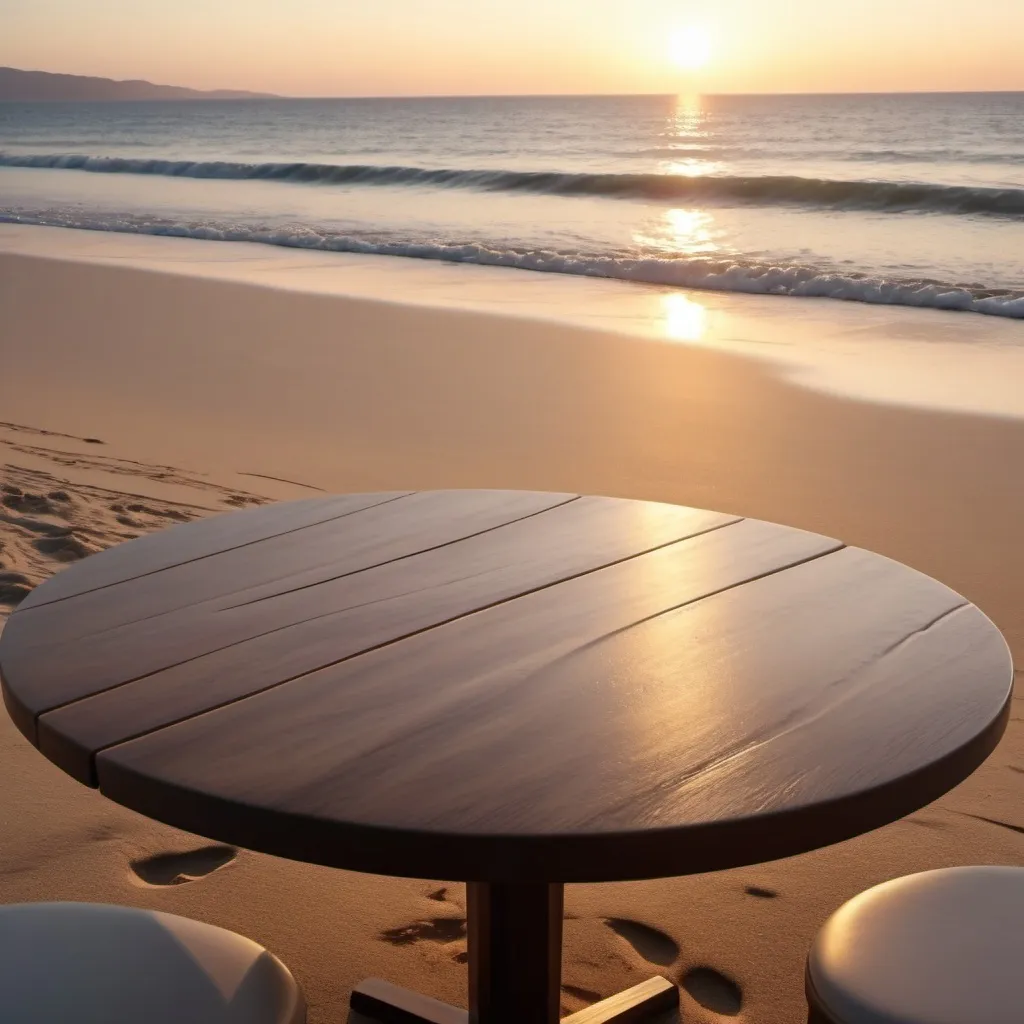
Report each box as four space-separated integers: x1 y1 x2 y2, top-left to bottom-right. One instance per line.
0 902 306 1024
806 867 1024 1024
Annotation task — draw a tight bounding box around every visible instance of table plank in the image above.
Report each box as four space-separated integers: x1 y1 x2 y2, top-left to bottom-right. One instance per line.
5 490 577 651
5 496 737 741
17 491 411 609
7 497 738 704
38 515 831 781
92 544 1010 882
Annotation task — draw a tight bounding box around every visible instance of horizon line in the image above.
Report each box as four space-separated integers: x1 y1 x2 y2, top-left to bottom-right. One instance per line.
3 68 1023 102
279 88 1024 100
8 89 1024 103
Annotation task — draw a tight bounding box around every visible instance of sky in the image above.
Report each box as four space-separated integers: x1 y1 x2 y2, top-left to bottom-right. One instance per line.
3 0 1023 97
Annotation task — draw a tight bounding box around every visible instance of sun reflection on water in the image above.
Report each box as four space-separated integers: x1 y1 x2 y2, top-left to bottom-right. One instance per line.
662 158 725 178
671 93 708 136
633 206 718 256
661 293 708 342
666 207 714 248
659 95 722 176
637 96 716 348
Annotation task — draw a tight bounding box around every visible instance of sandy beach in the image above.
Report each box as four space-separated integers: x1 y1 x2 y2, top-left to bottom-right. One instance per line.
1 228 1021 1024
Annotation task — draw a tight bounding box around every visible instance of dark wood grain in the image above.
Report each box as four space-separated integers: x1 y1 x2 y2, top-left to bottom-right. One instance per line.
35 498 757 781
4 490 578 651
16 491 411 610
0 492 1012 886
4 494 739 746
90 544 1010 882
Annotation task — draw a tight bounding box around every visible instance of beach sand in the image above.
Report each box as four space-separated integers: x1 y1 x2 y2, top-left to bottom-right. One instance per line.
0 231 1021 1024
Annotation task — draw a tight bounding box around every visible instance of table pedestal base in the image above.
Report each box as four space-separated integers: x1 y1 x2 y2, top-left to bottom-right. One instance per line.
350 882 679 1024
351 975 678 1024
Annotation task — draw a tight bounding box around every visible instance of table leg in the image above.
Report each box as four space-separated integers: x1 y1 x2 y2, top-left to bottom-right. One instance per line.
350 882 679 1024
467 881 564 1024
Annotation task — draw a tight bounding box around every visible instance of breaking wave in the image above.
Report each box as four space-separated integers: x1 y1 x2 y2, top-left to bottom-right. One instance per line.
3 207 1022 319
4 152 1024 217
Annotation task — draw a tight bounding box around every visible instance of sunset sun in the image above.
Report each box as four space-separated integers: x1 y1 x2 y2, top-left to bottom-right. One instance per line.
670 25 713 71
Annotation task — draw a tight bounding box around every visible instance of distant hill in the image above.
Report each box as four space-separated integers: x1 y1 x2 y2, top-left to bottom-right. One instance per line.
0 67 276 102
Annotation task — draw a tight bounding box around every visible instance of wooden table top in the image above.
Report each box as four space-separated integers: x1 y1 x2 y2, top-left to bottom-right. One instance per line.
0 490 1013 883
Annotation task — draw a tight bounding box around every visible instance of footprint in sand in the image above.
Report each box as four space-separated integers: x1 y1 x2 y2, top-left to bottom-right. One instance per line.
124 502 192 522
682 967 743 1016
2 491 60 516
603 918 679 967
1 499 79 555
380 915 467 964
130 845 237 886
0 571 34 607
380 888 467 963
33 533 96 562
380 916 467 946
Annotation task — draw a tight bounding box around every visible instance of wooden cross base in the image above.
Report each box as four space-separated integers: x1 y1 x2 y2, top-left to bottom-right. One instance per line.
351 975 680 1024
350 882 679 1024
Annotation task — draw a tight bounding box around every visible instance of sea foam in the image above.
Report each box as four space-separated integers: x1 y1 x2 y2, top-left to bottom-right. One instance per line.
4 207 1022 319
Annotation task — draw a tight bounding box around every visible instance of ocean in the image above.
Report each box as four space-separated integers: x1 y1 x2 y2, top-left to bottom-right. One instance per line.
2 92 1023 318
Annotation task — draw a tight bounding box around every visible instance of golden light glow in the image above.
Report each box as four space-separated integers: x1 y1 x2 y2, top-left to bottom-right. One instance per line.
671 91 707 128
662 293 708 342
663 158 724 178
633 207 718 256
664 208 716 251
669 26 713 72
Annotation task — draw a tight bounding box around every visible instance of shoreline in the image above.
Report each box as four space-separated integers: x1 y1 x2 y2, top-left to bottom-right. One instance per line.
1 233 1022 1024
5 222 1024 419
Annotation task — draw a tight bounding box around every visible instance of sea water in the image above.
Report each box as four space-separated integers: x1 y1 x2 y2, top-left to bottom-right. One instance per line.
2 92 1023 318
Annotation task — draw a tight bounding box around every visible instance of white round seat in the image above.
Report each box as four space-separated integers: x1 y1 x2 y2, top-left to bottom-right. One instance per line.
807 867 1024 1024
0 902 305 1024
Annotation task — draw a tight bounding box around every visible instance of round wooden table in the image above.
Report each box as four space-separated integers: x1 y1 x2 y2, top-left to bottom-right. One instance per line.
0 490 1013 1024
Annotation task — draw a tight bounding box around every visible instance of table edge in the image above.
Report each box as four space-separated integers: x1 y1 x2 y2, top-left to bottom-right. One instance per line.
91 681 1013 884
